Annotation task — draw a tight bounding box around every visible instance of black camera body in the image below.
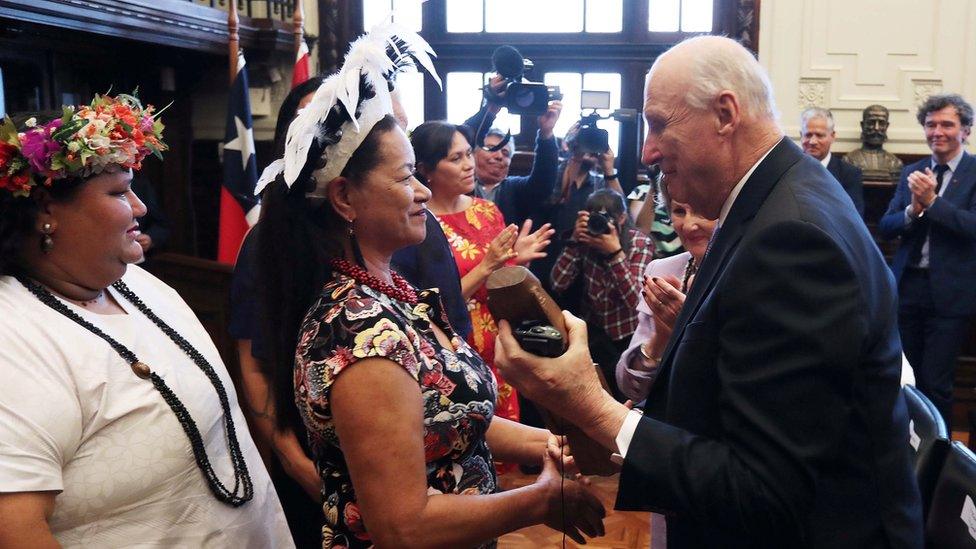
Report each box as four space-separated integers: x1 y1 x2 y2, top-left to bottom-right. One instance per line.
488 45 562 116
513 321 565 358
575 113 610 155
502 82 563 116
586 210 613 236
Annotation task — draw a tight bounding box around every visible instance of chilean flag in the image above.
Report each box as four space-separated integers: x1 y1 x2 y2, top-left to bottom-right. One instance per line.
218 50 259 264
292 39 310 88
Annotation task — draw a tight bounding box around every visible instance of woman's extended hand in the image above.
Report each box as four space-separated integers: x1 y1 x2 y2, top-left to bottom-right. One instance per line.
513 220 554 266
545 434 581 478
643 274 685 334
481 224 519 273
537 444 606 544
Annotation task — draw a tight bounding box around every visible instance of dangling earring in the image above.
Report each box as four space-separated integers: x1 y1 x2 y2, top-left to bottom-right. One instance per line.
40 222 54 253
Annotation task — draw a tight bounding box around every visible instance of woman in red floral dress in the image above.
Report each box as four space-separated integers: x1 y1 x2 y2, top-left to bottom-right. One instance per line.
411 122 554 425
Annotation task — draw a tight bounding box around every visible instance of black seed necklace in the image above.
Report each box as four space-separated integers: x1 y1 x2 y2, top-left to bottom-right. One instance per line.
18 276 253 507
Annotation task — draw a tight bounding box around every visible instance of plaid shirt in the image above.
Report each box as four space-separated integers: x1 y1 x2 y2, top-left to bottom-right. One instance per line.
550 228 654 341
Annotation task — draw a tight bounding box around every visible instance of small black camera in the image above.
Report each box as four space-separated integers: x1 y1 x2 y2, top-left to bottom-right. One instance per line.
513 321 564 358
586 210 613 235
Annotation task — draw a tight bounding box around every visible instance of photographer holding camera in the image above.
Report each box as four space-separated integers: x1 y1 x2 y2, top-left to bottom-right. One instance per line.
550 189 653 400
530 122 624 302
463 58 563 230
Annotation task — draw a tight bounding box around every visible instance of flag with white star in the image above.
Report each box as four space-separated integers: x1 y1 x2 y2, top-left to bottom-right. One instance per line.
218 49 259 264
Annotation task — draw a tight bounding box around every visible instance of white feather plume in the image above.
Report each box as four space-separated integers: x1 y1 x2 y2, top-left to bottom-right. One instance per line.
281 18 440 190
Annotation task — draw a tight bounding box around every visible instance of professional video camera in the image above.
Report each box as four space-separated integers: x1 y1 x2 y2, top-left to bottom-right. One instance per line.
571 90 640 155
486 45 562 116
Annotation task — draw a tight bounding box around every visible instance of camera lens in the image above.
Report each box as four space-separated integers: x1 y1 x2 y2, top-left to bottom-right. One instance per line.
586 212 612 235
514 89 535 108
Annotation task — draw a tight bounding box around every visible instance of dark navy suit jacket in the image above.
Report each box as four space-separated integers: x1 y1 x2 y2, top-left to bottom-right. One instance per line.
879 152 976 317
828 154 864 217
616 138 923 548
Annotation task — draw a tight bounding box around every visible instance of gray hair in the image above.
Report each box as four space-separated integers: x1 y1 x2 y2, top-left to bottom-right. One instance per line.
800 107 835 132
916 93 974 128
484 127 515 154
672 36 778 121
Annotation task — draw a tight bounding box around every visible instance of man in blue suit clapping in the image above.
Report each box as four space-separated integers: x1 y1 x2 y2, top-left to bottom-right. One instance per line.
880 93 976 427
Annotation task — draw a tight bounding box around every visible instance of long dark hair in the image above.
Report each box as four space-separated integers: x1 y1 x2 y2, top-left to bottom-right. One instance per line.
272 76 326 157
0 112 86 276
409 120 472 185
585 188 636 255
258 114 399 431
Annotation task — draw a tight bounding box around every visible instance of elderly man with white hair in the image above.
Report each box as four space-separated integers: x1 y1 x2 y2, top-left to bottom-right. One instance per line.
495 36 923 548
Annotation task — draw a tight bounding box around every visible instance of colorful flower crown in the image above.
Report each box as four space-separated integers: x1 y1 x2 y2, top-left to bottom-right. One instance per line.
0 92 167 198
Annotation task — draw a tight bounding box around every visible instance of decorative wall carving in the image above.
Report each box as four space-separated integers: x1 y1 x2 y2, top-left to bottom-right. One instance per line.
798 79 827 109
913 80 943 107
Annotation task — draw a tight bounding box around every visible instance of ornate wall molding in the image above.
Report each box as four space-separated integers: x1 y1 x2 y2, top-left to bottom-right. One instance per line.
913 80 943 107
798 78 828 109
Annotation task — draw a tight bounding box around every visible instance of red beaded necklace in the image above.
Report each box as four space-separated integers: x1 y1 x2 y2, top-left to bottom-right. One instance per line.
330 258 419 305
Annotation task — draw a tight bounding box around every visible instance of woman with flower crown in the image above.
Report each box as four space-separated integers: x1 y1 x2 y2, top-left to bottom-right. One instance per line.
0 95 293 547
256 25 605 548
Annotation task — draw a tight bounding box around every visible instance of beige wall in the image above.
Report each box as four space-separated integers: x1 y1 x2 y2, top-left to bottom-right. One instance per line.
192 0 320 141
759 0 976 154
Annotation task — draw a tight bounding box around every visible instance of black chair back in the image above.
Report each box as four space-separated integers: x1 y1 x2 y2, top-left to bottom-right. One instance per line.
926 441 976 548
903 384 950 518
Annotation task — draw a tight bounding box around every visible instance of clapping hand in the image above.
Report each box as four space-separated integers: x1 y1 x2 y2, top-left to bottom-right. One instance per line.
512 220 554 266
643 274 685 334
482 224 519 273
908 168 939 214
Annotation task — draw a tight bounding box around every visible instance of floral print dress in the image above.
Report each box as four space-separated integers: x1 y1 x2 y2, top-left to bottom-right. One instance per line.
295 275 499 549
436 198 520 424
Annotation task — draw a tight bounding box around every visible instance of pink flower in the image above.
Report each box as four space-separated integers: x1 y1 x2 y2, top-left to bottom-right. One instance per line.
19 120 63 176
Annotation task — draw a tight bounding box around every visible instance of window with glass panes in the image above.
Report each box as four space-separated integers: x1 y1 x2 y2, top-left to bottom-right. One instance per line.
543 73 622 150
362 0 422 31
357 0 732 165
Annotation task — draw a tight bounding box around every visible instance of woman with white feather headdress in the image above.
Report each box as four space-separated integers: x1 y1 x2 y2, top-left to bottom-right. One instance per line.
256 22 606 548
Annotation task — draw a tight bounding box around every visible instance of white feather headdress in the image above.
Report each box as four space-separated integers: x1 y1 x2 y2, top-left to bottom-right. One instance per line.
253 20 440 198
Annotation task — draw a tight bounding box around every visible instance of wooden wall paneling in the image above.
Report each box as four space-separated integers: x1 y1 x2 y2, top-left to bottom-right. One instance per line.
0 0 295 54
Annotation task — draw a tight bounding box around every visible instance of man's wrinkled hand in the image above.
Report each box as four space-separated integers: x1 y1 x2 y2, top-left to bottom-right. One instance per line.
496 311 601 420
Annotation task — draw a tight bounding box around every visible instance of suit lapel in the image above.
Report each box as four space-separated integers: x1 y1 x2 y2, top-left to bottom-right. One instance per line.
826 155 840 180
657 137 806 374
943 151 975 204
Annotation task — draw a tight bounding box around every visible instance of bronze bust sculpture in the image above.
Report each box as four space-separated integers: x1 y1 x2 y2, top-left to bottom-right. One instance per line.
844 105 903 181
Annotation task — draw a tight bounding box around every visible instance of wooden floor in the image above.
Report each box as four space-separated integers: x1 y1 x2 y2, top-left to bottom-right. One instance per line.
497 431 972 548
497 473 652 548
